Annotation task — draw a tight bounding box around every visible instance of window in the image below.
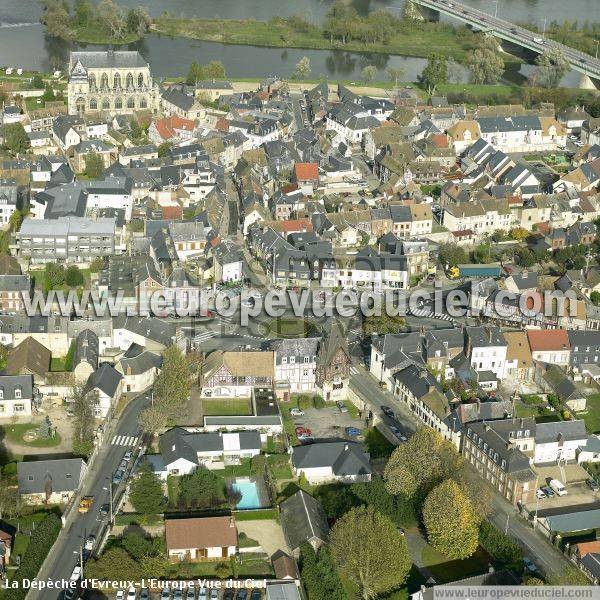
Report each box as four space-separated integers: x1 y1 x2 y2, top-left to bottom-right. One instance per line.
138 73 144 88
282 357 287 364
14 388 21 399
65 473 72 479
127 97 135 109
304 356 309 363
114 73 121 88
126 72 134 88
89 98 98 110
290 357 295 364
0 388 3 399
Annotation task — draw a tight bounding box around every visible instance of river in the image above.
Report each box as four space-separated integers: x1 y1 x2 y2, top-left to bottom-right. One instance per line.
0 0 593 82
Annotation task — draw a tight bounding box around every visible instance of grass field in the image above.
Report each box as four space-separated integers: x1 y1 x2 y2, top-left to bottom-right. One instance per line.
1 423 62 448
420 545 491 584
580 393 600 434
202 398 253 416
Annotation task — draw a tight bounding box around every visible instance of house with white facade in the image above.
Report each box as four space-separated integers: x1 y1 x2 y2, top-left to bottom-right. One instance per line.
527 329 571 367
0 375 34 419
534 420 588 464
465 326 508 380
166 516 237 562
271 338 320 395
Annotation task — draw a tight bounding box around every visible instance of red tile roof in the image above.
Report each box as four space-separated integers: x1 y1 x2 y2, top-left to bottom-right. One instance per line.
527 329 570 352
162 206 183 220
165 516 237 551
153 115 196 140
294 162 319 182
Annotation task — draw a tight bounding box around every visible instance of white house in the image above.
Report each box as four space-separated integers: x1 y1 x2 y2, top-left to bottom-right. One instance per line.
166 516 238 562
534 420 588 464
82 363 123 418
466 326 508 380
116 344 162 394
0 375 34 419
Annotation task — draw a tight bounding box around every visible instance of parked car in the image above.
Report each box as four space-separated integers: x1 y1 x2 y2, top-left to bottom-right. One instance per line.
186 584 196 599
123 450 133 462
390 426 407 442
224 591 234 600
536 489 546 500
127 587 137 600
381 406 395 418
84 534 96 551
549 479 567 496
210 591 219 600
290 408 305 417
119 459 129 471
161 588 171 600
174 590 183 600
586 478 600 492
542 486 555 498
295 426 313 440
251 591 261 600
198 587 207 599
112 469 125 485
140 589 149 600
336 401 348 413
70 565 82 582
116 593 125 600
237 590 248 600
345 427 361 437
523 557 536 573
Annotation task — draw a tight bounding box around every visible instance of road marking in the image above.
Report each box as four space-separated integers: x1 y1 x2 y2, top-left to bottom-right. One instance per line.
350 366 359 375
111 435 139 446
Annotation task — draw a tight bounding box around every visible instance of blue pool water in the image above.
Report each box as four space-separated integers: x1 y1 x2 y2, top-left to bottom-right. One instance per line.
232 479 262 510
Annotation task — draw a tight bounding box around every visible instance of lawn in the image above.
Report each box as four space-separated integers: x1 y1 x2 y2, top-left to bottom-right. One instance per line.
514 403 560 420
420 544 492 584
202 398 252 416
1 423 62 448
580 393 600 434
343 399 360 418
266 317 308 339
114 513 164 526
280 406 299 445
50 357 67 372
364 427 396 458
266 454 293 480
233 508 279 521
166 475 179 508
213 458 253 478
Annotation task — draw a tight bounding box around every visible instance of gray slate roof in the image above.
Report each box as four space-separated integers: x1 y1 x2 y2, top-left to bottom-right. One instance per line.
18 458 86 495
279 490 329 552
292 441 371 477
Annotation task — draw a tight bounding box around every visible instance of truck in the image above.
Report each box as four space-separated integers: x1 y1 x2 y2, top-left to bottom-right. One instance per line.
446 263 502 279
78 496 94 513
549 479 568 496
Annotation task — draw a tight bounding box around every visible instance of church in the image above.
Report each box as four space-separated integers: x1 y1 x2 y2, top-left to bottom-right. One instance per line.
67 50 159 116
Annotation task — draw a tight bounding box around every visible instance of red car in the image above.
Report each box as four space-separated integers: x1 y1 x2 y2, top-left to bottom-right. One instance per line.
295 427 313 440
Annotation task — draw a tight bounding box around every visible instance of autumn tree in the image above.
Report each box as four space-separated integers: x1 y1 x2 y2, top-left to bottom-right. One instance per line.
387 67 406 88
330 505 411 600
40 0 74 39
438 243 467 268
126 6 151 37
361 65 378 83
71 386 95 457
98 0 126 39
465 35 505 84
384 427 463 505
0 478 22 520
295 56 312 79
422 479 479 559
85 547 142 581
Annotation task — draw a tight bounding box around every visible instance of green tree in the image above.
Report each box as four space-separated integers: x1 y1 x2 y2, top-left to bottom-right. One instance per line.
204 60 226 79
438 242 467 268
186 61 204 85
422 479 479 559
120 532 159 560
591 291 600 306
387 67 406 88
299 543 346 600
362 314 406 335
97 0 126 38
71 386 95 457
533 46 569 88
129 118 143 140
43 262 65 291
361 65 378 83
157 141 173 157
2 123 29 155
330 505 411 599
0 479 22 520
465 34 505 84
421 53 448 94
31 75 45 89
295 56 312 79
473 243 492 264
478 521 523 565
39 0 73 39
85 547 142 581
89 257 106 273
65 265 84 287
129 464 166 514
73 0 93 25
547 565 591 585
178 467 225 509
84 151 104 178
126 6 151 37
402 0 424 21
384 427 463 505
0 343 9 371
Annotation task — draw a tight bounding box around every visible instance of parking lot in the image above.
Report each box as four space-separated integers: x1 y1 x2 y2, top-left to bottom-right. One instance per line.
290 404 367 440
531 463 600 511
98 587 265 600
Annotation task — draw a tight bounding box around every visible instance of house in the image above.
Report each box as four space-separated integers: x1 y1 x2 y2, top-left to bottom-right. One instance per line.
315 322 351 402
527 329 571 366
159 427 262 474
462 420 536 507
201 351 275 398
82 363 123 418
279 490 329 558
0 375 34 419
272 553 299 580
165 516 237 561
212 240 244 283
271 338 320 397
0 528 12 568
0 274 31 313
148 115 196 144
72 329 99 383
161 85 205 120
291 441 372 485
465 326 508 380
533 420 588 464
116 343 162 394
569 330 600 372
503 331 534 384
541 365 587 412
17 458 87 504
72 140 116 173
5 337 51 385
293 163 319 195
266 584 302 600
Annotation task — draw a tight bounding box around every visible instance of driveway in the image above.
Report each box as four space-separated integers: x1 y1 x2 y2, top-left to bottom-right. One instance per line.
290 405 366 439
237 519 288 558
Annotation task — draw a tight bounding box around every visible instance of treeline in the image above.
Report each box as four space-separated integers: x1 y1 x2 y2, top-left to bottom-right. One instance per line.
519 19 600 58
40 0 151 41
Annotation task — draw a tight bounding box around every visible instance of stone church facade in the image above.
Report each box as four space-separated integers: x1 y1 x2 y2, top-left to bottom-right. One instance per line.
68 50 159 116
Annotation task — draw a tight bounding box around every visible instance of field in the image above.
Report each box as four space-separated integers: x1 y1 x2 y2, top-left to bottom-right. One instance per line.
1 423 62 448
202 398 253 416
580 393 600 434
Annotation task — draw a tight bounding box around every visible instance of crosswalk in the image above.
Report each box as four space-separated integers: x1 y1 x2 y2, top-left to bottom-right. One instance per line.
409 307 455 322
192 330 218 343
111 435 139 447
350 366 359 375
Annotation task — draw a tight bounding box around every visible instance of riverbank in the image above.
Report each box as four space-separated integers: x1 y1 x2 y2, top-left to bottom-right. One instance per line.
150 16 476 61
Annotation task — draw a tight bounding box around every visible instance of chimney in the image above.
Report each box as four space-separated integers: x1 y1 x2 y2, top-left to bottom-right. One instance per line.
229 517 235 528
522 269 528 278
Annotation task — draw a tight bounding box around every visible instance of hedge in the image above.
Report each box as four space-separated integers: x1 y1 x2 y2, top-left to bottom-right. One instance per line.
478 520 523 565
2 513 62 600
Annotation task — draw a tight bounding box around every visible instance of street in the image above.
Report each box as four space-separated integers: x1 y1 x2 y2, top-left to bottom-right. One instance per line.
29 391 152 600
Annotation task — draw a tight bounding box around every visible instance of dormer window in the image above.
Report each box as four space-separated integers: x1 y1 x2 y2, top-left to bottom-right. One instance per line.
0 388 3 399
290 357 295 364
282 357 287 364
14 388 21 399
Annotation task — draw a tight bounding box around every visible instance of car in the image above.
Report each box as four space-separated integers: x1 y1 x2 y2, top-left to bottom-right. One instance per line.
70 565 82 582
523 557 536 573
586 478 600 492
112 469 125 485
174 590 183 600
116 593 125 600
336 401 348 413
397 527 405 535
123 450 133 462
237 591 248 600
536 489 546 500
127 587 137 600
511 27 518 33
381 406 395 418
140 590 150 600
161 588 171 600
198 587 207 599
97 503 110 520
345 427 361 437
78 496 94 513
542 486 555 497
224 591 235 600
119 459 129 471
210 591 219 600
290 408 305 417
390 426 407 442
295 426 313 440
187 585 197 599
84 534 96 551
251 591 261 600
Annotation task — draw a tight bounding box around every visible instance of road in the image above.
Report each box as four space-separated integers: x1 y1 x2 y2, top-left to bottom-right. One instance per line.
414 0 600 81
29 391 152 600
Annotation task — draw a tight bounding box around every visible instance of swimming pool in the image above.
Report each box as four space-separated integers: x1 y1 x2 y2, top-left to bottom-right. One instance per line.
232 478 263 510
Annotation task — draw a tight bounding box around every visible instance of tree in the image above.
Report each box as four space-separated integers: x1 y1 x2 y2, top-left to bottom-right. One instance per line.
330 505 411 599
299 543 346 600
9 208 23 233
204 60 226 79
120 532 158 560
547 565 591 585
186 61 204 85
0 480 22 520
71 386 95 457
178 467 225 509
129 117 143 140
465 35 505 84
2 123 29 155
384 427 463 505
362 314 406 335
591 291 600 306
295 56 312 79
83 152 104 178
73 0 92 25
85 547 142 581
422 479 479 560
421 53 448 94
65 265 84 287
510 227 530 242
129 464 166 514
157 141 173 157
40 0 74 39
126 6 151 37
478 521 523 565
43 262 65 291
97 0 126 39
89 257 106 273
31 75 45 89
403 0 424 21
361 65 378 83
533 46 569 88
387 67 406 88
473 243 492 264
438 243 467 268
0 343 9 371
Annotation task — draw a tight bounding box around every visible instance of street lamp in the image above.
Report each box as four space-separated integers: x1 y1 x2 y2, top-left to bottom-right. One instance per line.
540 17 547 40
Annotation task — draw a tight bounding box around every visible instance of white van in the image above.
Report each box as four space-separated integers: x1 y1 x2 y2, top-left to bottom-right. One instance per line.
549 479 567 496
